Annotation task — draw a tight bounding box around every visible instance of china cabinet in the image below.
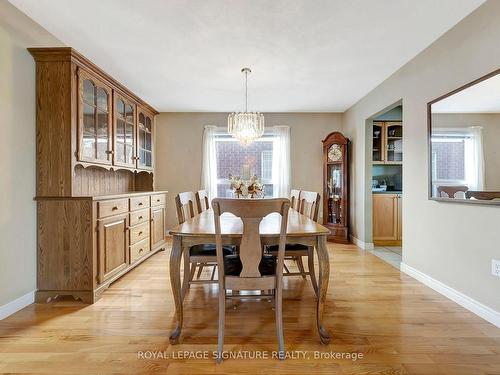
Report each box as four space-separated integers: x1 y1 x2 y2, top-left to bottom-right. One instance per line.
29 47 166 304
322 132 349 243
372 121 403 164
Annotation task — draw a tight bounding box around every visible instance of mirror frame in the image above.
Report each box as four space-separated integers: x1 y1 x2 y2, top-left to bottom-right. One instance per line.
427 68 500 206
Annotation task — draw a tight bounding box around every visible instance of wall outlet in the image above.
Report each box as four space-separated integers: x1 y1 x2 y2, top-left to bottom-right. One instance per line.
492 259 500 278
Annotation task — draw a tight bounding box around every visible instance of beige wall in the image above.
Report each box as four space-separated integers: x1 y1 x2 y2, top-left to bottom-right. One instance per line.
432 113 500 190
0 1 64 307
343 1 500 312
155 112 342 229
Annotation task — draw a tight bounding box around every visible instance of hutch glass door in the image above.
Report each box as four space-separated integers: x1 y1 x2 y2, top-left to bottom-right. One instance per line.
137 111 153 169
385 122 403 163
114 96 135 167
79 73 112 164
372 122 384 163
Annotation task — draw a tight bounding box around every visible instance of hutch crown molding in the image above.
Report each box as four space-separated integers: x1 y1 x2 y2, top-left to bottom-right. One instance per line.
30 47 167 303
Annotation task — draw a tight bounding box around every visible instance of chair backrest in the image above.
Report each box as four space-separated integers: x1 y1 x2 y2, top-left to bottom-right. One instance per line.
437 185 468 199
298 191 320 221
175 191 196 224
195 190 210 213
290 189 301 210
212 198 290 280
466 191 500 200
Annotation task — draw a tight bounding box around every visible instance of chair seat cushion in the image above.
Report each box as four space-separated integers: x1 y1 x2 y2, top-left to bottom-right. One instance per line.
189 244 234 257
267 243 308 253
223 254 276 276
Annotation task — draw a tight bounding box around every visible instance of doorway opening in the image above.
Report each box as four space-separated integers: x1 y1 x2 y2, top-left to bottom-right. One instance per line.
366 101 403 268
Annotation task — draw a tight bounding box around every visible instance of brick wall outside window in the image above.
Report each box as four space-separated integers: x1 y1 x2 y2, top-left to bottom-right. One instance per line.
433 141 465 180
215 139 274 197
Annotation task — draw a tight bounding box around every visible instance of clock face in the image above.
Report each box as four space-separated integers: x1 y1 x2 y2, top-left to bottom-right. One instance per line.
328 144 342 162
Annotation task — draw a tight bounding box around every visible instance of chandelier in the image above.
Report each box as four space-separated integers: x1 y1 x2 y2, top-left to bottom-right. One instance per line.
228 67 264 145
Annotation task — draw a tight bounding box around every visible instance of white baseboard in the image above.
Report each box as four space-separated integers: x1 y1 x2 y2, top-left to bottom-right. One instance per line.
400 263 500 328
350 235 374 250
0 290 35 320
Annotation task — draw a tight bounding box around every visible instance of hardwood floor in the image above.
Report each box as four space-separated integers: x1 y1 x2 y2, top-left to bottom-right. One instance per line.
0 241 499 374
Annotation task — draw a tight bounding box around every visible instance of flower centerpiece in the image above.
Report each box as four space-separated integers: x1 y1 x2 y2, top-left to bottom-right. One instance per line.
229 174 264 198
229 174 245 198
247 175 264 198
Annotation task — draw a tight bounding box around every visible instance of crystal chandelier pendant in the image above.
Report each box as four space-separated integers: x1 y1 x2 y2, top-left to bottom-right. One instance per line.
228 68 265 144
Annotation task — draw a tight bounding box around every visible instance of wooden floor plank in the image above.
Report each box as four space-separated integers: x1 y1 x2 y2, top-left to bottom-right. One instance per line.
0 241 499 374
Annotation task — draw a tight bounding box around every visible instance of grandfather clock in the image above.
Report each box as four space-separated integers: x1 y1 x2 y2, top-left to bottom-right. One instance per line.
322 132 349 243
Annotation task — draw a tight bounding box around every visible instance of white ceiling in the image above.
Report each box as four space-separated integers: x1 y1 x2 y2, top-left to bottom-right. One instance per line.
432 72 500 113
10 0 485 112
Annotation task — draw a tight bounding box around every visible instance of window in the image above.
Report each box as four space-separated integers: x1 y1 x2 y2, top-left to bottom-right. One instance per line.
431 127 484 195
261 150 273 181
214 134 275 197
201 126 290 199
431 135 466 183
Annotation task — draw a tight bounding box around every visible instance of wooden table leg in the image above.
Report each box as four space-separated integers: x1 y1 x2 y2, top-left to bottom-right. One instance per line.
181 245 191 301
169 235 183 344
315 234 331 344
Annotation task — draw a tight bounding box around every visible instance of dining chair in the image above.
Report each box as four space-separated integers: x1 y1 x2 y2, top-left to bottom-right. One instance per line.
466 191 500 200
175 191 233 297
212 198 290 363
195 189 210 213
268 190 320 297
194 189 215 279
290 189 301 210
436 185 469 199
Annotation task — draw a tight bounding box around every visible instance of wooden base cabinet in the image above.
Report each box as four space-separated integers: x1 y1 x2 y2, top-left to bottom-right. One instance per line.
98 213 129 283
372 193 402 246
36 192 167 304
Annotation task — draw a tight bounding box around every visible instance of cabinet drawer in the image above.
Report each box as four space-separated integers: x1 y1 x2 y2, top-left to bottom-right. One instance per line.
98 198 129 218
130 238 151 263
151 193 166 207
130 196 150 211
129 208 150 226
130 221 150 245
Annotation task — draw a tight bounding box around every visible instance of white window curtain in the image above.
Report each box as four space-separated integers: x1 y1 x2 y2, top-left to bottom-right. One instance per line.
272 126 291 197
200 125 218 200
464 126 485 190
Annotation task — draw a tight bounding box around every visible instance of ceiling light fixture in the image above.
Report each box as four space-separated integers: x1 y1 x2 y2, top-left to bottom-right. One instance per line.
228 67 264 145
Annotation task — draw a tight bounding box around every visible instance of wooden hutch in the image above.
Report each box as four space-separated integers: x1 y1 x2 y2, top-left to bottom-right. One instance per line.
30 48 167 303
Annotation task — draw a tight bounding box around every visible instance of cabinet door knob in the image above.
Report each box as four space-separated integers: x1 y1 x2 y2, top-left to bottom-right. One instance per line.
105 150 114 155
138 202 143 206
138 216 143 220
112 206 118 211
138 231 143 236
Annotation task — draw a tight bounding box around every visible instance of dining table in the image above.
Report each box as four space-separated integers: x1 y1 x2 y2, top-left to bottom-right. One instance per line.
168 207 331 344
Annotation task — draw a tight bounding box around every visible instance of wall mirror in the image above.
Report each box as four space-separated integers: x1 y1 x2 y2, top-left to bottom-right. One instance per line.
428 69 500 205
